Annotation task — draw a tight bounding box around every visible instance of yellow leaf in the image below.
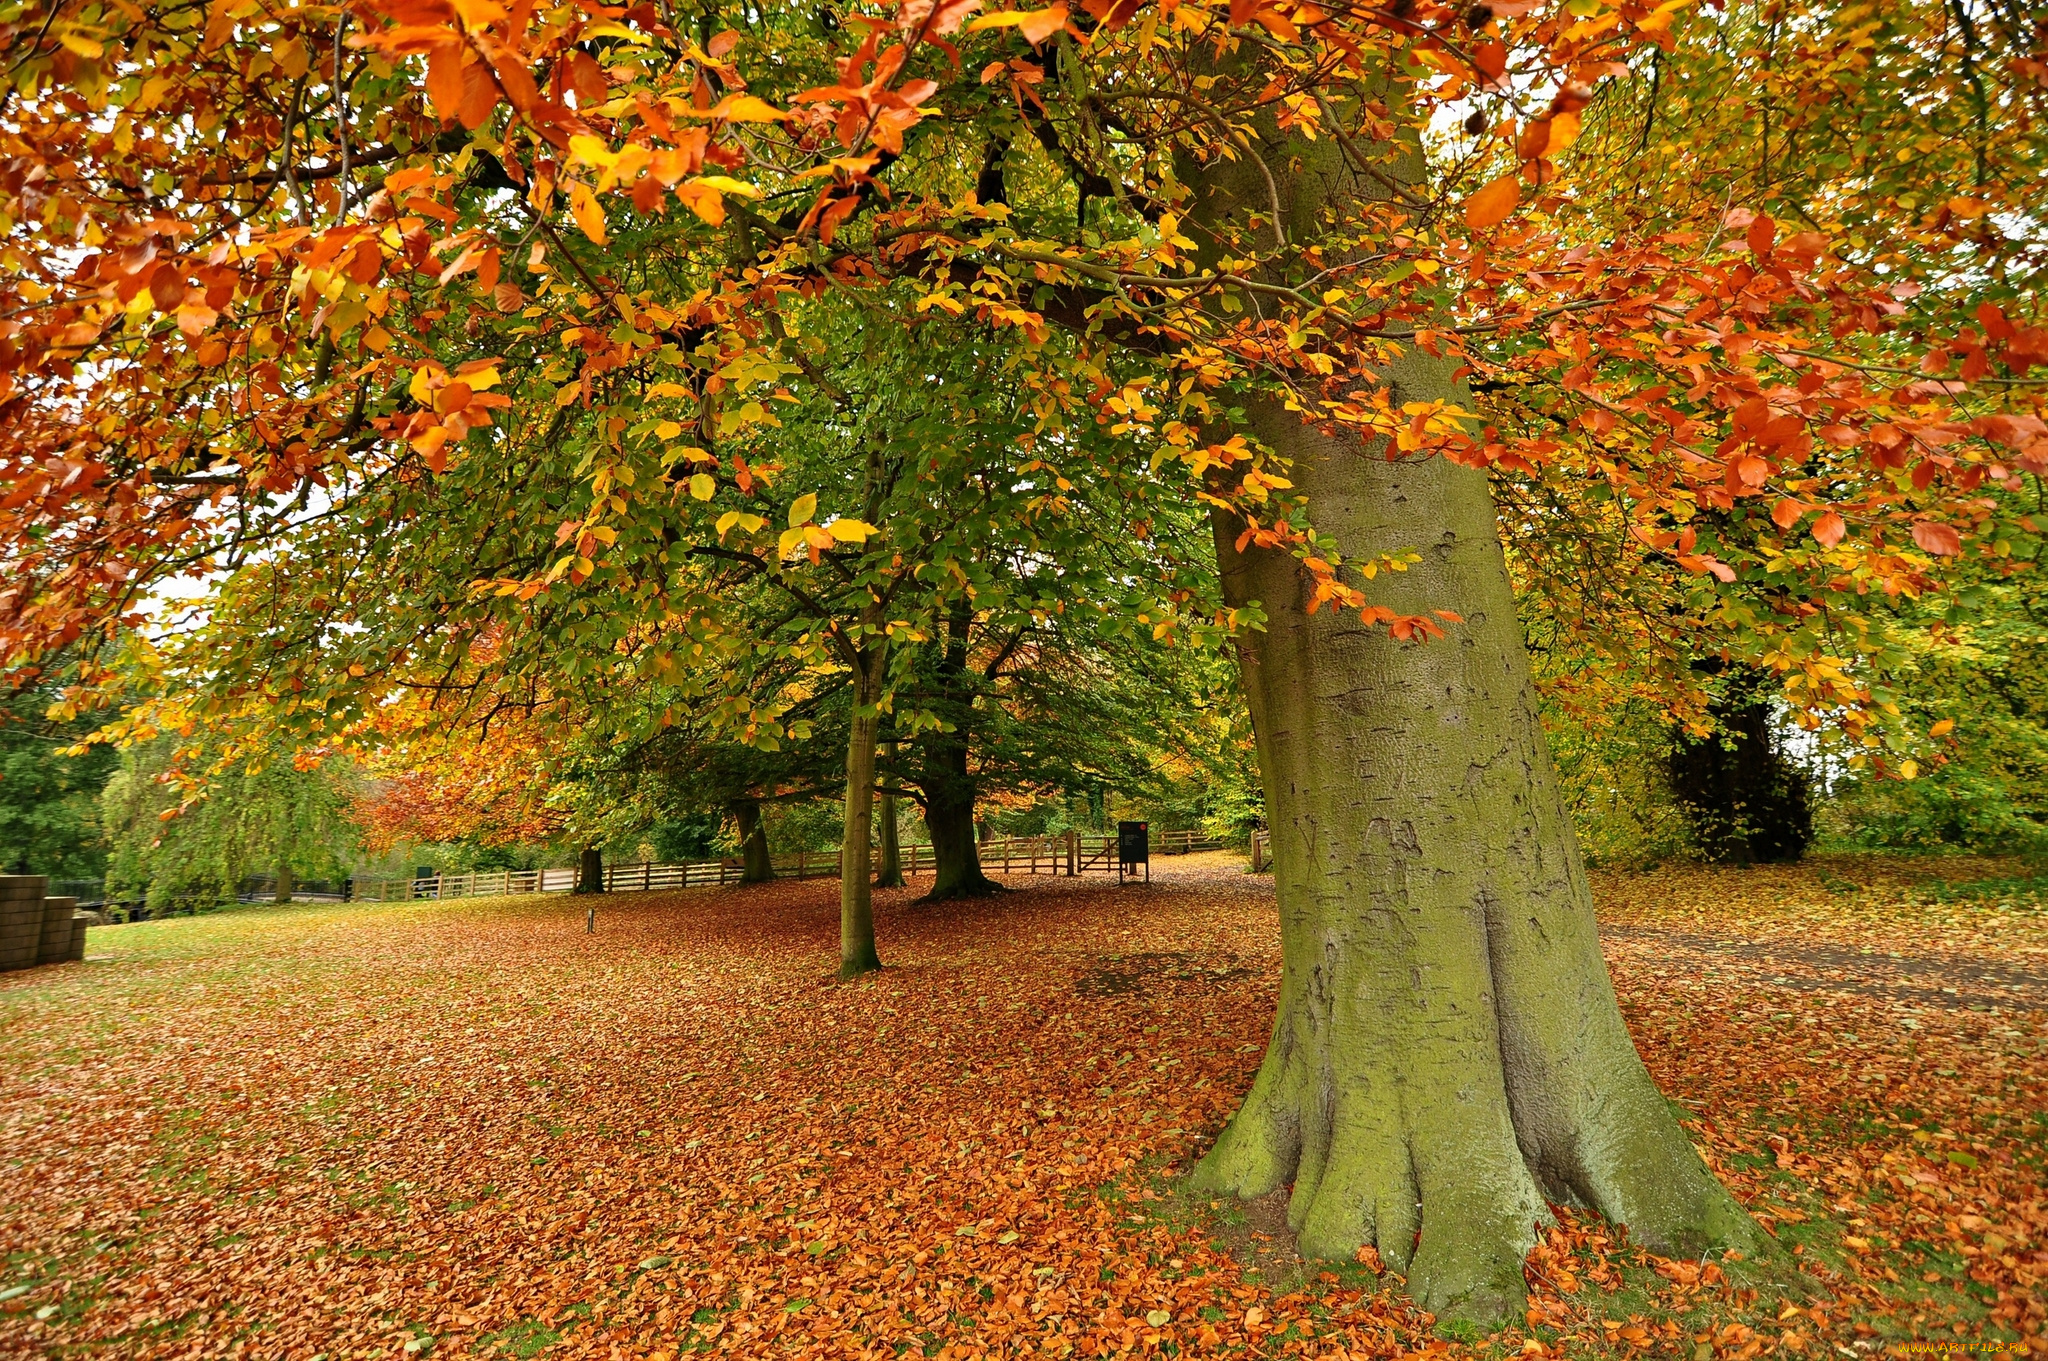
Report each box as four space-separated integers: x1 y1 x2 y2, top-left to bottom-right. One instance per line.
450 0 508 28
272 35 307 77
689 473 716 501
1637 0 1693 32
1899 760 1918 780
778 527 808 560
58 30 104 58
569 134 618 170
581 19 651 42
1929 719 1954 737
788 492 817 527
709 95 787 123
827 518 877 542
569 181 608 244
969 5 1068 42
694 174 762 199
1463 172 1520 230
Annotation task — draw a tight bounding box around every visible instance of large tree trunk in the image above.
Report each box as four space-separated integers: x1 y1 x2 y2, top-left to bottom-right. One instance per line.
875 740 905 889
576 846 603 895
921 777 1000 899
838 648 885 979
1180 108 1760 1324
1192 393 1763 1320
272 862 293 905
731 798 774 883
915 607 1002 901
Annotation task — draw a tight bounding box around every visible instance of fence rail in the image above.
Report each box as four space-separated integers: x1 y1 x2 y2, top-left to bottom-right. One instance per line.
351 833 1145 905
59 829 1251 919
1153 829 1225 855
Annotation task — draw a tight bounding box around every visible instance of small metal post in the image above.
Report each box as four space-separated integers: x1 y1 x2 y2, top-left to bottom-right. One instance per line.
586 906 595 934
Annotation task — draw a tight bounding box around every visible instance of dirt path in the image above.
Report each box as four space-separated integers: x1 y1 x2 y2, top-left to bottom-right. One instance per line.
1596 924 2047 1011
1143 850 2047 1012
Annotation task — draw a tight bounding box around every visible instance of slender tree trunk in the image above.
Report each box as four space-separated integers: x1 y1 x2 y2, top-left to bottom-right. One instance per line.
839 648 885 978
875 739 905 888
576 846 603 895
732 798 774 883
272 863 293 905
1180 107 1761 1324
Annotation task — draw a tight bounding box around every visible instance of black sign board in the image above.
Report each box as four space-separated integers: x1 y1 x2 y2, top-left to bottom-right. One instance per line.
1117 820 1149 883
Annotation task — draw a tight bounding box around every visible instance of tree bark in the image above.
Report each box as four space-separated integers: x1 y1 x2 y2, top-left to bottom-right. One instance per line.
576 846 603 895
920 775 1001 900
272 862 293 905
838 647 885 978
1191 390 1764 1320
914 606 1002 901
1179 106 1761 1324
875 739 905 888
731 798 774 883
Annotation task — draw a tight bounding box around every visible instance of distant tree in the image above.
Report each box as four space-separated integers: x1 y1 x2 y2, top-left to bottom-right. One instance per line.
1667 665 1815 865
102 738 360 910
0 680 119 878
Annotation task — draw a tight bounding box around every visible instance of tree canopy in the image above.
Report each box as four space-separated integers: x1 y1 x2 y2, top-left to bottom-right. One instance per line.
3 0 2044 1324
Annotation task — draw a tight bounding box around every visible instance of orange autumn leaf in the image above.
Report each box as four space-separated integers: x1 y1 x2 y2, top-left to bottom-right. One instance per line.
569 181 608 243
1911 520 1962 556
3 839 2043 1358
1464 173 1520 229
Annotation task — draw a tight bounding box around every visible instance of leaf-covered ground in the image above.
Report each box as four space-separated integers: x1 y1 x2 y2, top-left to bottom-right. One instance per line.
1 855 2042 1359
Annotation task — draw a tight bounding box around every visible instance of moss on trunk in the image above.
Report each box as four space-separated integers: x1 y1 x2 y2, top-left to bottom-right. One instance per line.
1191 392 1764 1322
1181 104 1761 1326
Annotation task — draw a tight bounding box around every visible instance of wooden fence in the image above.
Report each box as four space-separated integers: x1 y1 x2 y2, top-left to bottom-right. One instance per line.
353 867 581 902
1154 829 1225 855
351 833 1131 905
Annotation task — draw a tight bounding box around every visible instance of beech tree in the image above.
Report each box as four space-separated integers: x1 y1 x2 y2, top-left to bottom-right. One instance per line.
892 595 1209 897
3 0 2042 1323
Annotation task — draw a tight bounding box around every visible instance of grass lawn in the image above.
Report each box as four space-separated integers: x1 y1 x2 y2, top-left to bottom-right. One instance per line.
1 854 2042 1359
